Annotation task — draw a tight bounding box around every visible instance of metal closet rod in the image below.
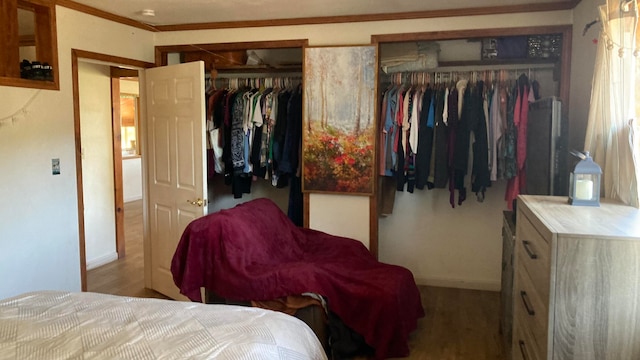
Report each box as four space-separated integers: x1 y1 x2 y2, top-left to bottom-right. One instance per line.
386 66 549 85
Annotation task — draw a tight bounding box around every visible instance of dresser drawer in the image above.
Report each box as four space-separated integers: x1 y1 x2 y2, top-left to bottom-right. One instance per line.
517 214 551 303
514 267 548 355
512 318 542 360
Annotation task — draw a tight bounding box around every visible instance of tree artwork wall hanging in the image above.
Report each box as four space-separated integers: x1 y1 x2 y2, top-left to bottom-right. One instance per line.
303 45 377 195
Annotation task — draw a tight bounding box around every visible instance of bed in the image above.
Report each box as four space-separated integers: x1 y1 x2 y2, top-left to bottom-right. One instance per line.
171 198 425 359
0 290 328 360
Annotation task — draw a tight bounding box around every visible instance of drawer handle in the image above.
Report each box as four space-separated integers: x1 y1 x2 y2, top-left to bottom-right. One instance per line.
520 291 535 316
522 240 538 259
519 340 530 360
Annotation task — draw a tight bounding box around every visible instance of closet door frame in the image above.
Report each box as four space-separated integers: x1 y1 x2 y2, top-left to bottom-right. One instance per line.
369 25 572 258
153 38 310 219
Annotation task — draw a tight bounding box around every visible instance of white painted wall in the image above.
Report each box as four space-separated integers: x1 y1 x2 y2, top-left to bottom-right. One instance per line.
120 79 139 94
0 6 154 299
123 158 142 202
155 10 573 289
570 0 603 152
0 86 80 299
1 5 595 299
120 78 143 203
79 61 117 270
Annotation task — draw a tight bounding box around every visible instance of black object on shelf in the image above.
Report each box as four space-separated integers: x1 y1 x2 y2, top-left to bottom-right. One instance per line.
20 60 32 79
18 59 53 81
42 63 53 81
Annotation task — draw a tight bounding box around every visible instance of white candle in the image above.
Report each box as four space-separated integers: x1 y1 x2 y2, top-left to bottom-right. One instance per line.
575 179 593 200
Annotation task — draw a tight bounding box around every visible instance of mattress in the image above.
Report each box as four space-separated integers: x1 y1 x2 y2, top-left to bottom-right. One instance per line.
0 291 328 360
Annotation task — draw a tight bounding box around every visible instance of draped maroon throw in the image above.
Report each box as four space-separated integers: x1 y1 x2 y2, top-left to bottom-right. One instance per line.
171 198 424 359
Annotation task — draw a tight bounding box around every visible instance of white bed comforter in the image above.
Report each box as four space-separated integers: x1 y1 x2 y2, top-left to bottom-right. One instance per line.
0 291 327 360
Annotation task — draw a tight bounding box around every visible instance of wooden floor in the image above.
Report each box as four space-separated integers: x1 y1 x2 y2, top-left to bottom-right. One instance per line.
87 200 505 360
87 200 168 300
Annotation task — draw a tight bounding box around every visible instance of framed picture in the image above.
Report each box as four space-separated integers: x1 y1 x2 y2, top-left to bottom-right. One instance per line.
302 45 377 195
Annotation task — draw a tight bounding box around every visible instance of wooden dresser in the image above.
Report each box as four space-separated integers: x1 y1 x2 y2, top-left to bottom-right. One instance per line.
501 210 516 356
512 195 640 360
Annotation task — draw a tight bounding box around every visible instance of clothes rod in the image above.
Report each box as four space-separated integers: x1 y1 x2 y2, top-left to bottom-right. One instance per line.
434 62 555 72
212 72 302 79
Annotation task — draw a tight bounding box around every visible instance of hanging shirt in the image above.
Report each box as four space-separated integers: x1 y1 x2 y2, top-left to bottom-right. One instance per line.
489 85 503 181
408 88 421 154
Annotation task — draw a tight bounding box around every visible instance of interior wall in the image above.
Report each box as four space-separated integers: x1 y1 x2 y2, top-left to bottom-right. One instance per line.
0 86 81 299
0 6 582 299
570 0 603 152
120 79 142 203
79 61 117 269
155 9 574 288
379 182 508 290
207 176 290 214
0 6 154 299
123 158 142 202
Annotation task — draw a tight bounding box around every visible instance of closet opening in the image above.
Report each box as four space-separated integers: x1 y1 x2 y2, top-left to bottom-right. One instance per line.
369 25 571 289
156 40 308 225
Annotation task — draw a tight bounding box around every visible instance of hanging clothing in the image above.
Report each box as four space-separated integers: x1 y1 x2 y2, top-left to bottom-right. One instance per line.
505 74 531 209
377 70 545 211
452 80 470 206
205 81 302 200
447 85 460 208
415 87 434 190
433 87 449 188
469 81 491 200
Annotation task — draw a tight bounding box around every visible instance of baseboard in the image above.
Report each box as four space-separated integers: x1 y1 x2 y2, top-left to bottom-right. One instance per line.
86 252 118 270
124 195 142 203
414 276 501 292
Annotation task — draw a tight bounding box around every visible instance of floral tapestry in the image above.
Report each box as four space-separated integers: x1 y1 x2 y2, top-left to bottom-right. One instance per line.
303 45 376 195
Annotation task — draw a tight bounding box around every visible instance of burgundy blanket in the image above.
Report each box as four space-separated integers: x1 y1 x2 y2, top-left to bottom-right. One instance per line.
171 198 424 359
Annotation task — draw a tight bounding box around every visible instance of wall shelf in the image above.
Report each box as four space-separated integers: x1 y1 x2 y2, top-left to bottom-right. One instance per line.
1 0 59 90
0 76 58 90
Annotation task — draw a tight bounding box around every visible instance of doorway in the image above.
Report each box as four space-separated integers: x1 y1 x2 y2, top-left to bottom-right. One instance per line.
72 49 154 292
75 40 310 298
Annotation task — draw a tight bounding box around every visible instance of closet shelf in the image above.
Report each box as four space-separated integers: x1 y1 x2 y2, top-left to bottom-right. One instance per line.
215 64 302 74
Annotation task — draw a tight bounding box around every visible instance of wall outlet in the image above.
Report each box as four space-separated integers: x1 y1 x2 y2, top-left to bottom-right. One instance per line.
52 158 60 175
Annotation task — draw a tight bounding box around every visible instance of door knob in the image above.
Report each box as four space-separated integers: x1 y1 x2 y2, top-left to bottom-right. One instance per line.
186 198 206 207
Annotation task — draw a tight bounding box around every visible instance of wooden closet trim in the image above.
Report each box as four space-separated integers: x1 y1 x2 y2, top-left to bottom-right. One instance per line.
369 25 573 259
155 40 309 66
155 39 312 230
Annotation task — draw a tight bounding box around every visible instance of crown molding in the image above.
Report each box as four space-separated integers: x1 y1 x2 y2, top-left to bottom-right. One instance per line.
56 0 580 33
55 0 159 31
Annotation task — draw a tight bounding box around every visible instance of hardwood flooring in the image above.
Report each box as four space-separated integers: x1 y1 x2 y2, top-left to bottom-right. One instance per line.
87 200 505 359
86 200 168 300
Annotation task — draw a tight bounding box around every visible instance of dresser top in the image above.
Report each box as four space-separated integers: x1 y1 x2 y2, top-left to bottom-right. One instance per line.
518 195 640 240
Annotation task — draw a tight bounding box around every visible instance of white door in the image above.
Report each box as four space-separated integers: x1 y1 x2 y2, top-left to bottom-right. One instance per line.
144 61 207 300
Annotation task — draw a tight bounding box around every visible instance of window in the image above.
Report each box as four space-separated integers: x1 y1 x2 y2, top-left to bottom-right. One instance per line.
120 94 140 157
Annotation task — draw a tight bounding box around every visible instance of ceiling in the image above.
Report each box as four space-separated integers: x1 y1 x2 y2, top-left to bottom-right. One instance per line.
66 0 576 27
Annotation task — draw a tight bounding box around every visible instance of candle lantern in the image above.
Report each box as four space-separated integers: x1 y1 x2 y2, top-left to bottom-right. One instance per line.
568 151 602 206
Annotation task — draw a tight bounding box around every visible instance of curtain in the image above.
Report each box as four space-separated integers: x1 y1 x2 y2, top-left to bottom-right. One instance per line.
584 0 640 207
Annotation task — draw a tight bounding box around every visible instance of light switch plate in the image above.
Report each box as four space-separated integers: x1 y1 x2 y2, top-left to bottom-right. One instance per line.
52 158 60 175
